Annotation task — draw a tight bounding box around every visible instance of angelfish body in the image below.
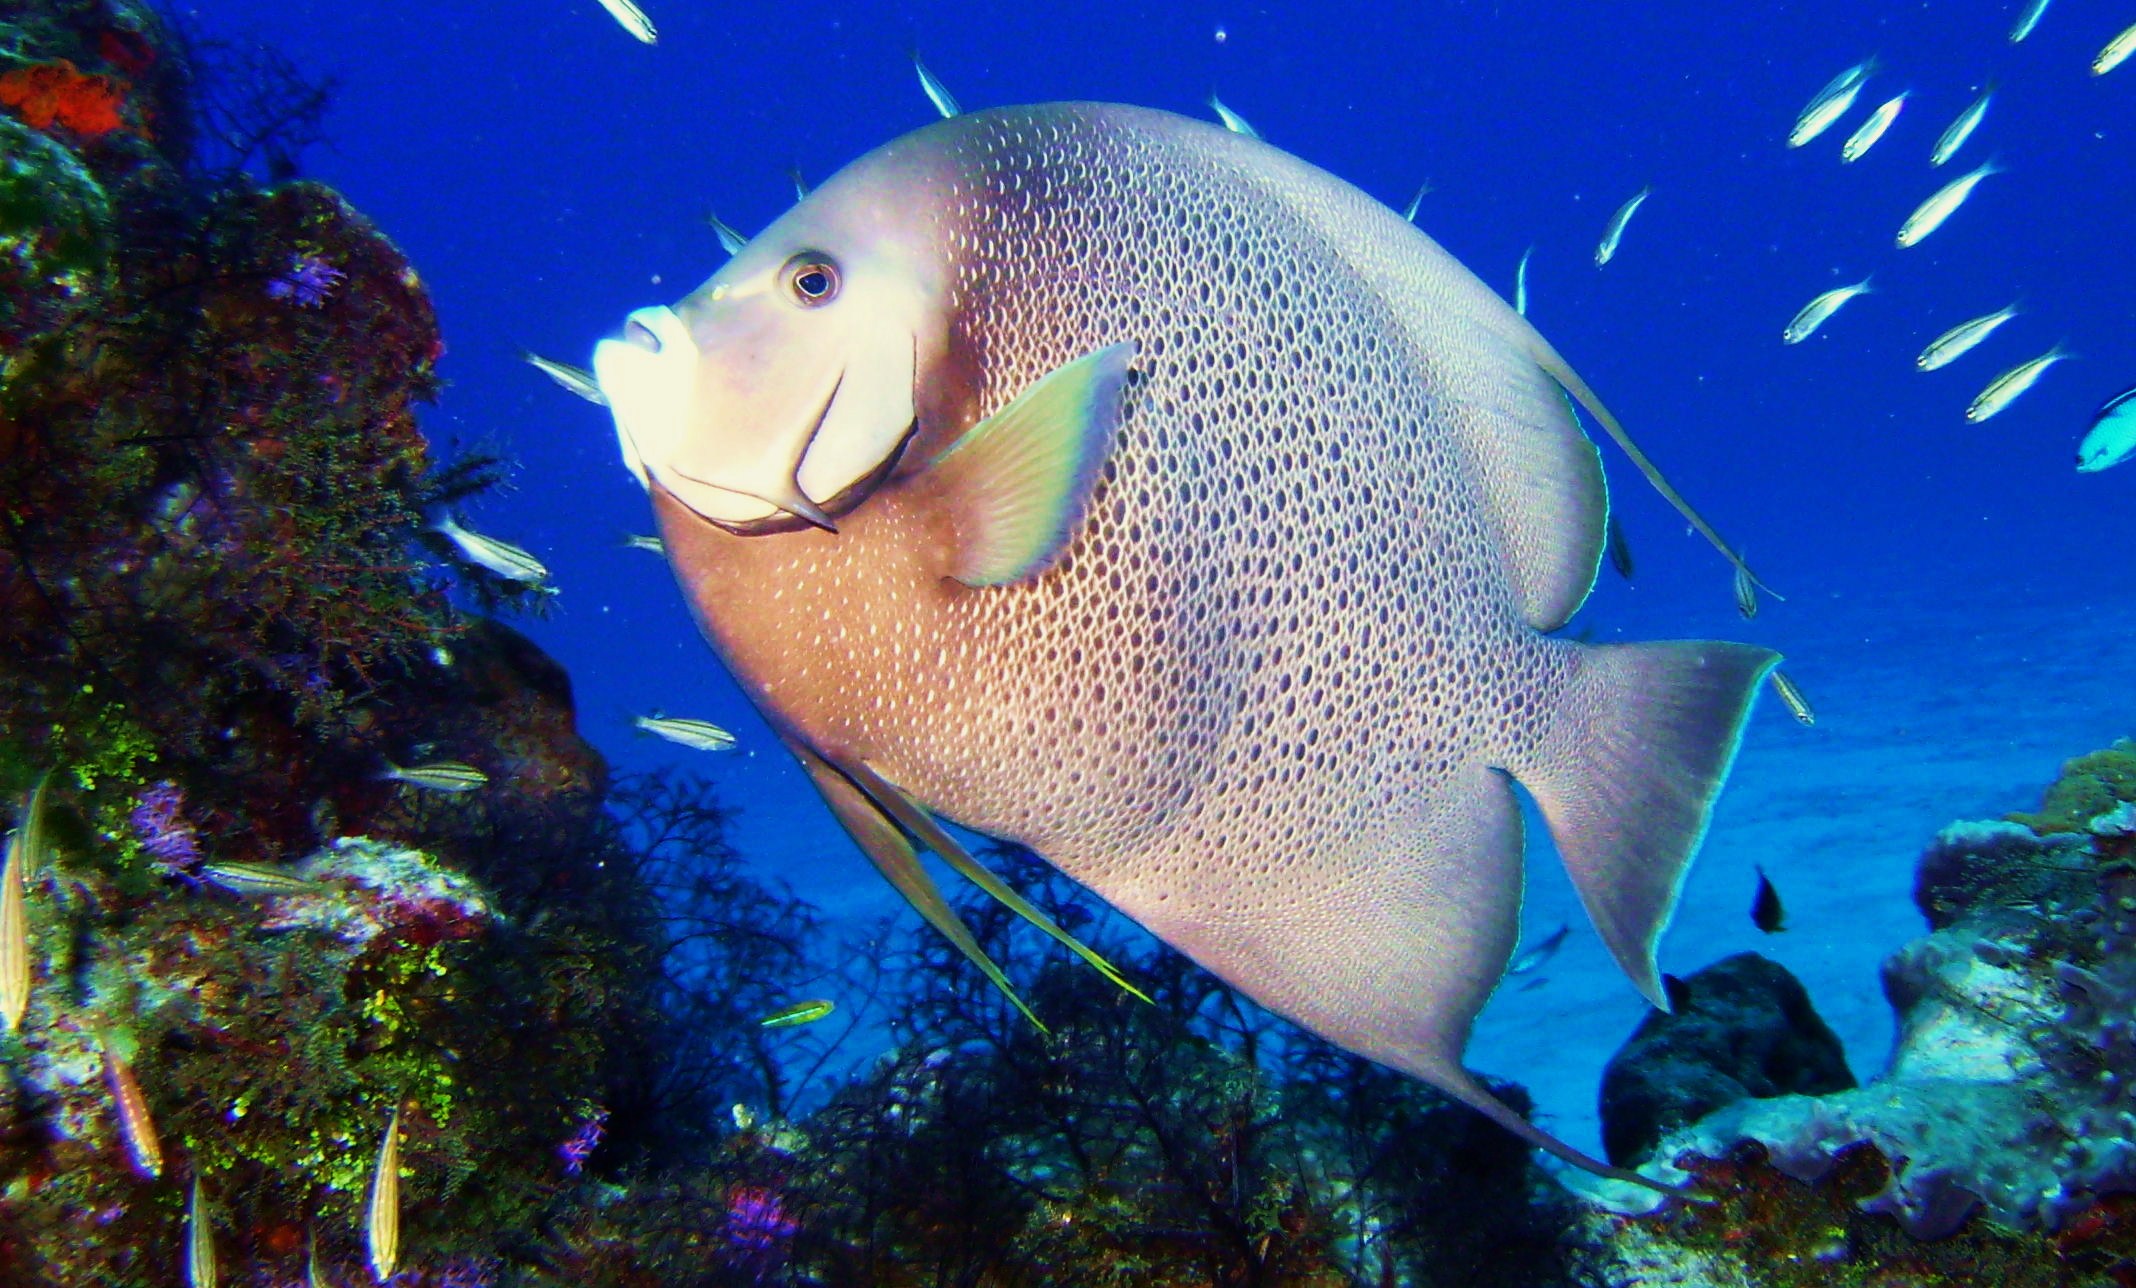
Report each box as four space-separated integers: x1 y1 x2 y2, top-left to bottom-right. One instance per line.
594 104 1775 1184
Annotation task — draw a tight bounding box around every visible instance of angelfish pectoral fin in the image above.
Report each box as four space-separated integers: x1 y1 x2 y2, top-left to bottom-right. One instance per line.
842 759 1151 1005
786 739 1047 1032
926 343 1136 588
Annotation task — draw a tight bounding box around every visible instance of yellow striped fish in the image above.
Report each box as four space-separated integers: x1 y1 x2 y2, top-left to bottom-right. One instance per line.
187 1173 216 1288
367 1103 402 1281
99 1030 164 1178
1 824 28 1034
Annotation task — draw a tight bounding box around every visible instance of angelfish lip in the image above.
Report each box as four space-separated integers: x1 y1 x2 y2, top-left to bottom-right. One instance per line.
623 317 662 353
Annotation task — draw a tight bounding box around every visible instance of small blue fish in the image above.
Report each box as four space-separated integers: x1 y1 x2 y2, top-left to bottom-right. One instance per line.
2077 386 2136 473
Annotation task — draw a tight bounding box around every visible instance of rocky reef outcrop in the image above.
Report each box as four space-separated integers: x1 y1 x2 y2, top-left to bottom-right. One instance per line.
1580 742 2136 1287
1599 952 1855 1169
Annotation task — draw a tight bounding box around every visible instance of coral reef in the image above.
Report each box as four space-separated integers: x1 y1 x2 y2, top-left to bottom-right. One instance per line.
1611 742 2136 1282
1599 952 1854 1168
0 4 673 1283
535 847 1593 1288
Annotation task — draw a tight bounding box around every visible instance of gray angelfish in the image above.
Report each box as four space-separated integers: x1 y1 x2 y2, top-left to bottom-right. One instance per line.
592 103 1775 1188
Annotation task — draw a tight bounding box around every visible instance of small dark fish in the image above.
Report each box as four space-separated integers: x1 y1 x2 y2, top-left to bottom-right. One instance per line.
1751 865 1786 933
758 998 835 1029
1660 973 1692 1011
1508 922 1569 975
1769 670 1815 726
1516 974 1549 992
1605 516 1634 581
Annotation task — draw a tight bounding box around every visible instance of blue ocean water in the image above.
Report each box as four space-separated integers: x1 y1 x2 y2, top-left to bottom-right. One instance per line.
205 0 2136 1155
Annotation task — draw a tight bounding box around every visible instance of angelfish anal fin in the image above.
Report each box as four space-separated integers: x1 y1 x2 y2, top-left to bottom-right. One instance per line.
926 342 1136 588
843 759 1150 1005
784 739 1046 1033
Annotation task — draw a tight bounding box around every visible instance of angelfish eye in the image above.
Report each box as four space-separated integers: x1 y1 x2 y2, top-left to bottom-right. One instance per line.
784 255 841 306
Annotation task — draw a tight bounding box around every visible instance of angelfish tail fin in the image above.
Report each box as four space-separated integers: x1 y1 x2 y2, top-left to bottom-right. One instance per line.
1515 639 1779 1008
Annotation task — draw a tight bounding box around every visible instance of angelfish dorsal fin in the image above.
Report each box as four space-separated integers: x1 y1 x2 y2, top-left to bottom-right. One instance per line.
928 343 1135 587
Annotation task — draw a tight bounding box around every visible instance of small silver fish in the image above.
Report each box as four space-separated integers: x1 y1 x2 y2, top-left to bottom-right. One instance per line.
99 1030 163 1179
759 998 835 1028
705 211 748 257
2096 20 2136 76
1782 277 1873 344
912 54 960 119
0 825 28 1034
522 352 606 406
789 167 810 202
1733 563 1758 620
1769 671 1815 726
1917 302 2021 371
1841 91 1907 162
187 1172 216 1288
621 533 666 555
1508 923 1569 975
380 760 490 794
1896 160 2001 248
1967 343 2071 422
200 862 319 897
634 714 737 752
2010 0 2053 42
1594 185 1650 267
594 0 656 44
1930 83 1995 167
1791 57 1878 148
367 1104 402 1282
1207 94 1260 139
2077 387 2136 473
1400 180 1434 223
1514 245 1533 317
432 516 549 585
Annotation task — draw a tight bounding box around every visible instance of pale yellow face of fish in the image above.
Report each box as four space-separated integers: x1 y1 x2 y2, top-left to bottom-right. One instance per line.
594 151 955 531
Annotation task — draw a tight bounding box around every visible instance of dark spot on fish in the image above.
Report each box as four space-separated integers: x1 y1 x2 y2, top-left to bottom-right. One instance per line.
1751 864 1786 933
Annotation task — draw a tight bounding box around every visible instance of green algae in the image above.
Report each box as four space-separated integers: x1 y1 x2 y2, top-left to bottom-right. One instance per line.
0 112 112 359
2007 740 2136 835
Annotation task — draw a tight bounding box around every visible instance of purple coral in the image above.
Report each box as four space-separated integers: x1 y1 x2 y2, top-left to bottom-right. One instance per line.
720 1185 799 1276
265 252 345 308
130 781 199 869
557 1107 607 1176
